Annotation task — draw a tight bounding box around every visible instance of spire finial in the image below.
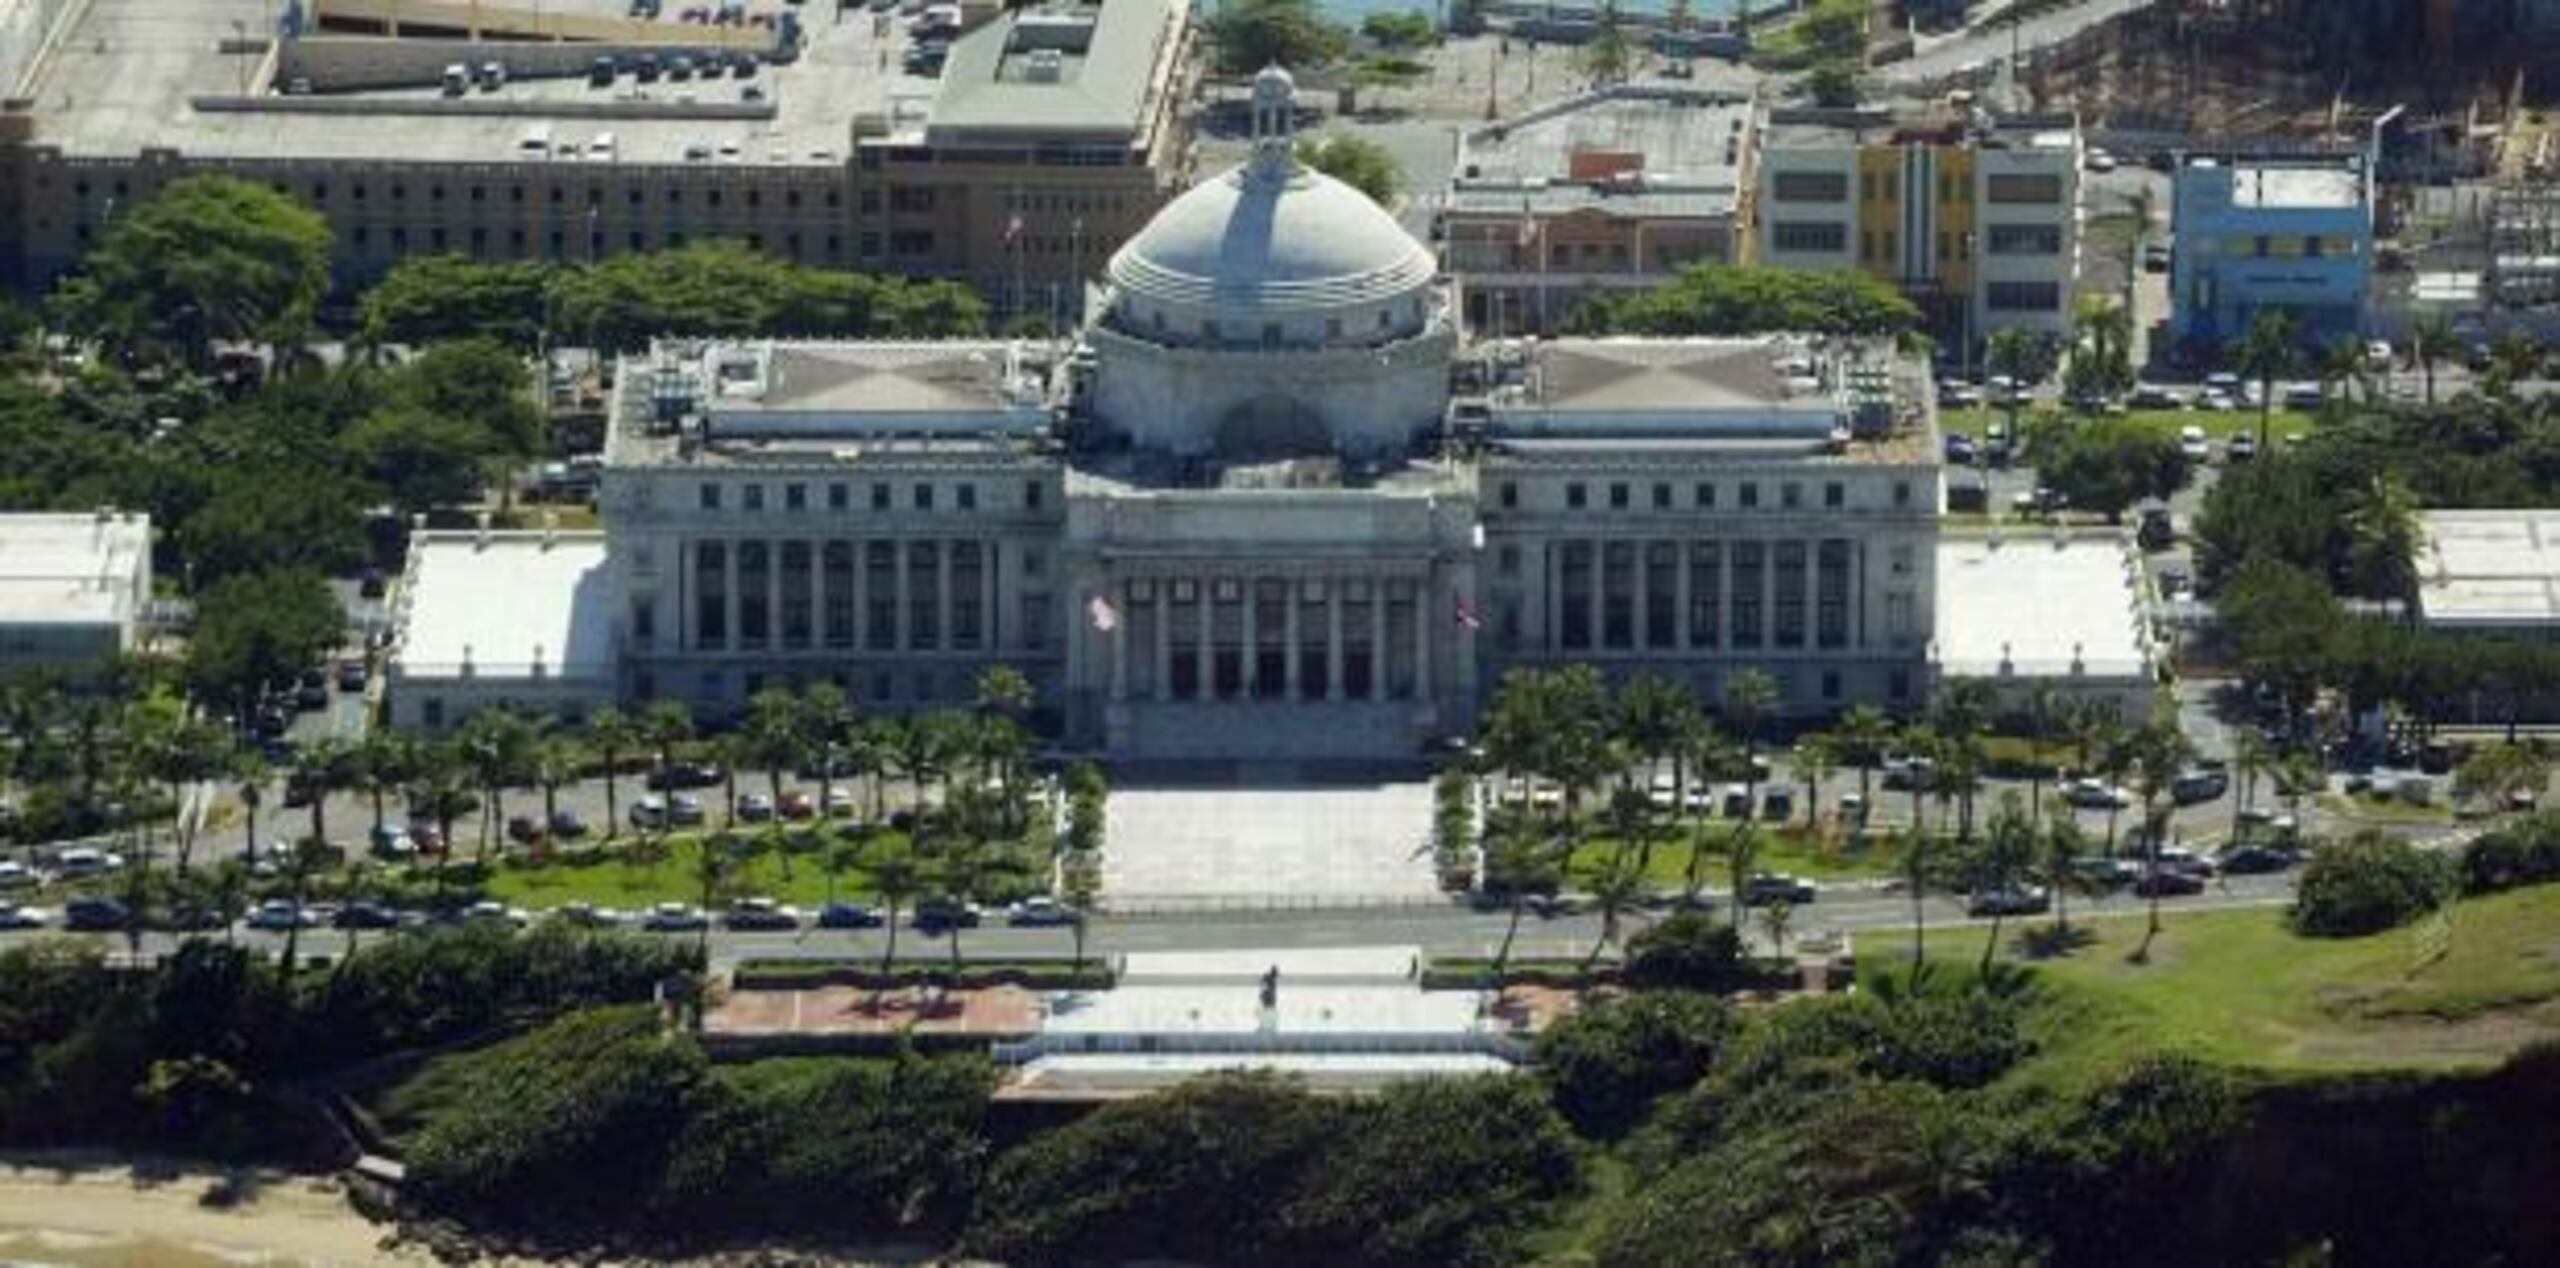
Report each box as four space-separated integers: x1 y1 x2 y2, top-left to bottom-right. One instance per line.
1249 65 1299 181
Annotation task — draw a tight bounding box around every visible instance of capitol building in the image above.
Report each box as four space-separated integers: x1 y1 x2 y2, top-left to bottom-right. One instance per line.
384 69 2158 756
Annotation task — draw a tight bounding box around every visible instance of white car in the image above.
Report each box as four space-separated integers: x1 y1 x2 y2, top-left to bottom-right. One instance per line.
53 848 124 878
640 901 709 932
2178 424 2210 463
0 861 33 890
2065 778 2135 809
2366 339 2393 368
2084 147 2117 173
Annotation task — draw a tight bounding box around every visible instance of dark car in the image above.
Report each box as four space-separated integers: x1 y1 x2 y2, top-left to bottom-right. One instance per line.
1966 887 2052 917
913 898 983 931
336 660 368 692
151 903 229 932
358 566 389 598
2131 868 2205 897
506 814 544 844
63 897 131 932
1739 873 1819 906
333 901 404 930
723 899 799 931
646 761 726 790
2171 766 2231 804
816 901 883 929
2217 845 2302 875
547 809 589 839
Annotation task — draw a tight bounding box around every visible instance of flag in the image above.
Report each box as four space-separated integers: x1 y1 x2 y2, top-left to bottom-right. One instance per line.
1004 212 1024 245
1454 596 1482 631
1088 594 1120 632
1516 214 1538 247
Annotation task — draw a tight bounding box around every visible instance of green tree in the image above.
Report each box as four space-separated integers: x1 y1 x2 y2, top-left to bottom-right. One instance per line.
2342 472 2421 609
1836 702 1894 814
1985 329 2054 437
2289 831 2455 936
357 255 553 352
1207 0 1351 75
1568 264 1921 337
1581 15 1634 85
2231 309 2298 451
1969 793 2036 973
335 404 491 513
1296 132 1401 208
1432 765 1478 889
739 686 808 838
1360 10 1435 49
51 174 330 369
1803 58 1860 107
2065 295 2136 402
455 709 537 863
2409 310 2455 405
184 569 342 726
2033 417 2191 520
587 706 642 841
867 835 923 993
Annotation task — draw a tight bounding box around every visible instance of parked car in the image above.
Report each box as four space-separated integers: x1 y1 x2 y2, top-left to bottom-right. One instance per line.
0 903 42 930
245 898 320 932
53 847 123 878
2129 383 2181 408
1739 873 1818 906
371 823 415 857
1882 754 1936 790
779 791 817 821
333 901 404 930
641 902 710 932
670 792 706 825
815 901 883 929
506 814 544 844
2217 845 2303 875
62 897 128 931
646 761 726 790
2071 857 2141 889
2226 433 2259 462
548 809 589 839
545 902 624 929
738 793 777 822
631 794 671 829
823 790 860 819
1006 896 1078 927
410 823 446 853
2131 868 2205 897
2177 423 2211 464
1966 887 2052 917
458 901 530 928
723 897 800 931
336 660 368 692
2064 778 2134 809
2171 766 2231 804
913 897 984 931
0 861 32 890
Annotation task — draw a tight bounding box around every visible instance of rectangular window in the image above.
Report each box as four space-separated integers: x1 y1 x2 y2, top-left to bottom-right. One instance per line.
908 541 940 649
1773 541 1808 649
1609 482 1630 510
1740 482 1760 509
1771 171 1849 202
957 483 977 511
784 483 807 511
779 541 812 649
1824 482 1845 509
1985 173 2064 204
1646 542 1678 647
1500 481 1519 509
694 541 728 649
1558 541 1592 651
1687 541 1721 648
1566 482 1588 510
1987 281 2063 312
1652 482 1672 510
914 483 934 511
1817 539 1851 650
736 542 770 649
742 484 766 512
823 542 855 648
828 483 849 510
866 543 898 647
1026 479 1045 510
1694 482 1716 508
1497 543 1521 577
1602 541 1635 649
1986 224 2064 255
1730 542 1764 650
1894 481 1913 507
871 482 891 511
1781 482 1802 510
698 483 722 511
1772 220 1849 253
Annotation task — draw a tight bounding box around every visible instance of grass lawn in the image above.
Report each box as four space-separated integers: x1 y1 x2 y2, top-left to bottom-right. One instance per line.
2315 792 2455 826
1945 402 2322 444
1861 885 2560 1083
478 827 1045 910
1568 821 1908 888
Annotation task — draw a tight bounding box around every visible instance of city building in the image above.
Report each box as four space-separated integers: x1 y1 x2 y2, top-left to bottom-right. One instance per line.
1753 104 2081 350
0 510 153 672
2413 509 2560 637
1932 533 2160 722
0 0 1192 308
390 69 2143 753
2168 152 2375 350
1443 86 1754 335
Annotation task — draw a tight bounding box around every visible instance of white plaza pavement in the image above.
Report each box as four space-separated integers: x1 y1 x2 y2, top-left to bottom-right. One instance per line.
1101 777 1442 907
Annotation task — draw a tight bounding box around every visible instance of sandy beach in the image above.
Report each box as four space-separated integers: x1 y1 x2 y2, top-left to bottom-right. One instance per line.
0 1158 419 1267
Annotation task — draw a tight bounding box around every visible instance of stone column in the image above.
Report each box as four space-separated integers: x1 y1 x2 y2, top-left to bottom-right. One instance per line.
1109 583 1130 703
983 540 1001 652
767 538 783 654
809 538 827 650
1675 540 1693 651
1805 539 1824 652
1633 539 1652 654
1412 572 1432 701
936 540 954 654
1717 542 1734 649
1285 583 1303 701
1153 581 1173 703
725 539 743 657
1368 580 1388 703
1241 577 1260 698
851 538 868 653
1586 538 1604 652
1325 581 1344 702
1196 575 1216 701
1763 541 1780 650
1543 544 1562 652
894 539 913 653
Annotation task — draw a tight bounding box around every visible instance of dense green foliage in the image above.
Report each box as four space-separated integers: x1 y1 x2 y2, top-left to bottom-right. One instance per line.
1297 132 1401 206
2027 416 2189 520
545 242 986 350
2288 831 2457 937
0 929 695 1153
2462 811 2560 895
965 1072 1581 1267
1565 264 1921 337
1619 911 1755 992
1537 991 1736 1137
1207 0 1351 75
183 569 345 720
50 175 331 368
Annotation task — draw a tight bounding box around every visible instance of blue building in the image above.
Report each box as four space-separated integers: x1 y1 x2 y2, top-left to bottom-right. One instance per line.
2169 153 2375 350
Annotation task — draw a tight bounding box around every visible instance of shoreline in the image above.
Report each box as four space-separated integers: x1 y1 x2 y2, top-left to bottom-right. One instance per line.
0 1154 420 1266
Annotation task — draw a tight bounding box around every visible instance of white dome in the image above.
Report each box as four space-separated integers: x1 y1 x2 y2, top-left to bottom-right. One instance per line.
1106 162 1437 313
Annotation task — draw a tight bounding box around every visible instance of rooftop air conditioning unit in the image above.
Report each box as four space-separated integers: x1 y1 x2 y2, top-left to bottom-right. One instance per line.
1023 49 1064 84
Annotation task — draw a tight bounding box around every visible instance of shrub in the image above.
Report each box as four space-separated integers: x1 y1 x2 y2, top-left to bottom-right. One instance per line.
1537 992 1736 1137
2460 813 2560 895
1620 912 1754 992
2289 832 2455 937
1276 1076 1583 1268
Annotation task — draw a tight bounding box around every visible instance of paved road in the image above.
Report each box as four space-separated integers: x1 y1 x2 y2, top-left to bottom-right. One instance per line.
1883 0 2154 85
0 870 2300 969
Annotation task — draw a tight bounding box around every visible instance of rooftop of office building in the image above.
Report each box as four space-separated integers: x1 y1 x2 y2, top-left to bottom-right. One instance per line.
1759 104 2078 153
12 0 1179 167
1447 85 1751 221
606 339 1057 467
0 511 150 628
2184 155 2367 210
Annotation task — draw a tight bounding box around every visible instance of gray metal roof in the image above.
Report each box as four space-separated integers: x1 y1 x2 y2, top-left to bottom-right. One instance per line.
926 0 1181 142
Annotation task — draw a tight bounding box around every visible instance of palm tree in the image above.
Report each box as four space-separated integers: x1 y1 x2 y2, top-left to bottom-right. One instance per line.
2317 336 2366 418
1578 849 1645 978
2485 329 2545 398
2040 815 2086 937
2230 309 2296 451
691 839 734 957
2344 472 2421 612
888 715 954 825
1060 845 1103 976
934 837 994 993
1901 825 1931 969
2127 721 2192 964
529 732 585 850
1794 736 1836 832
798 682 854 822
1973 794 2035 975
1678 729 1741 905
1932 679 1995 840
2022 684 2062 828
352 728 413 842
2230 730 2272 844
1613 671 1699 801
454 709 535 863
642 698 695 796
1484 813 1550 983
1754 892 1794 962
587 706 643 841
297 737 357 850
973 666 1035 812
230 746 270 868
277 837 332 977
740 686 808 831
1836 703 1893 814
1721 820 1762 927
867 835 923 997
1985 328 2045 439
2410 311 2454 405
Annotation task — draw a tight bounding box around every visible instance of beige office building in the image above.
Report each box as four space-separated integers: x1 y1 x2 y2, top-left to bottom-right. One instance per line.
0 0 1190 309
